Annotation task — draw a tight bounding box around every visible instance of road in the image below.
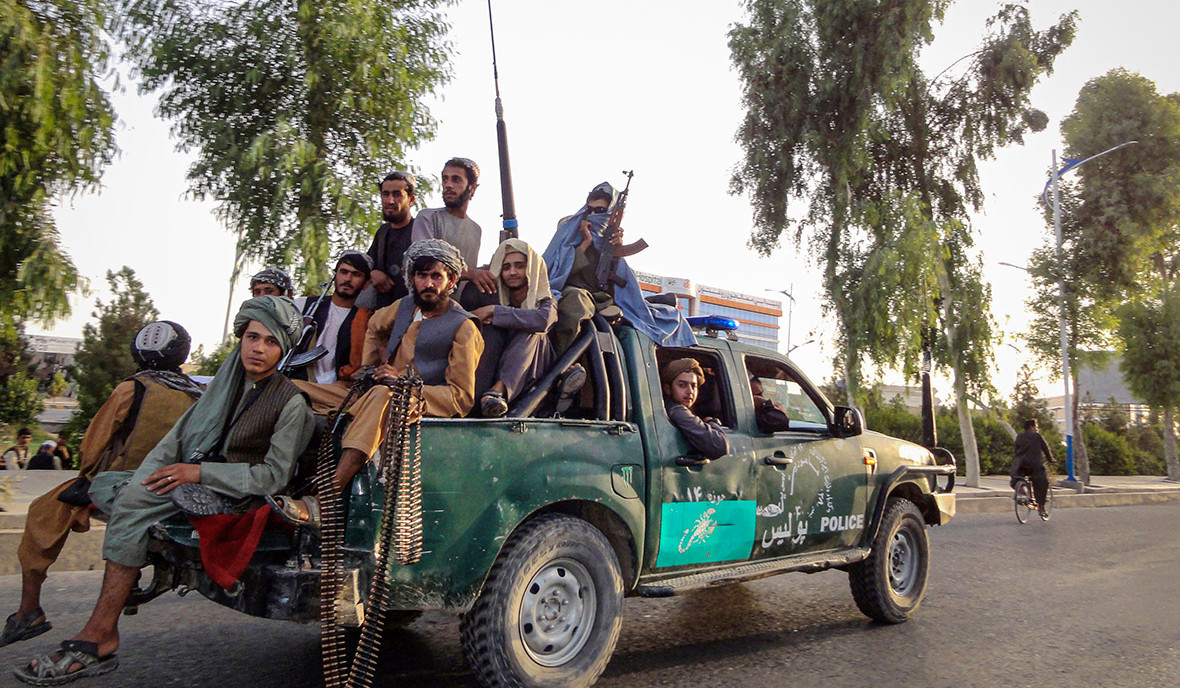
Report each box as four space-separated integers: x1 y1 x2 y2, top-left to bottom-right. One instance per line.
1 503 1177 688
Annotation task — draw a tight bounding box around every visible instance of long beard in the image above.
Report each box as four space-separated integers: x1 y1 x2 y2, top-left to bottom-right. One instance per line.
413 289 447 313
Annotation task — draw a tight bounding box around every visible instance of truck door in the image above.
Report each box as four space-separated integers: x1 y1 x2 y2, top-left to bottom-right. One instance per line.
744 356 869 559
645 347 759 571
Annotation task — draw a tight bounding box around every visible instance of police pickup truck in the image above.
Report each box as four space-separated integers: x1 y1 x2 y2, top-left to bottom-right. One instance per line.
137 314 956 688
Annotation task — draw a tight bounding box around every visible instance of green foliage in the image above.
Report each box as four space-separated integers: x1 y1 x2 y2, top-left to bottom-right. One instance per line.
0 0 114 325
48 370 69 397
189 340 234 377
1118 275 1180 412
0 320 42 423
861 388 922 443
1082 424 1137 476
858 386 1013 475
0 320 32 385
117 0 452 289
0 371 43 424
1061 70 1180 297
64 267 157 438
1006 363 1063 449
728 1 1073 410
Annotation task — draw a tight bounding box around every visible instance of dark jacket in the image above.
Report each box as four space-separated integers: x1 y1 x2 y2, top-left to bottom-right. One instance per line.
666 401 730 460
1010 430 1052 477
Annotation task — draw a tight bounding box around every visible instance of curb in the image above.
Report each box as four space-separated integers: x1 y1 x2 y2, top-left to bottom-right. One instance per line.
955 489 1180 514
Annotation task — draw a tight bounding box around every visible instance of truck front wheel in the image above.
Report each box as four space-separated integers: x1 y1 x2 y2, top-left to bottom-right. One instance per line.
460 513 624 688
848 497 929 624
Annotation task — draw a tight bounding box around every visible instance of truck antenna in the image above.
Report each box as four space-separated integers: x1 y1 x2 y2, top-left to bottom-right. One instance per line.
487 0 517 242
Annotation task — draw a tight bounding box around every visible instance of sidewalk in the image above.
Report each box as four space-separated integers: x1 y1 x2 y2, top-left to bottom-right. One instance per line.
0 471 105 576
954 473 1180 514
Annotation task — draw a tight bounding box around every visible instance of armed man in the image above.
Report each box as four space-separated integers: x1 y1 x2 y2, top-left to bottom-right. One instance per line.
544 180 695 354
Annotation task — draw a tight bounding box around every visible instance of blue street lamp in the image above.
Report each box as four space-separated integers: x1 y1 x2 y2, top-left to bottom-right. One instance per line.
1042 141 1137 485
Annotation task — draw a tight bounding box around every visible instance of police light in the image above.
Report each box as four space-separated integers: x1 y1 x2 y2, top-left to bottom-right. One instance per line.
687 315 739 332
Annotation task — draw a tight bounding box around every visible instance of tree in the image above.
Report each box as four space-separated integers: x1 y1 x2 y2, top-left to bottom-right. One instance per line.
117 0 453 290
63 267 158 438
1025 69 1180 484
729 0 1075 486
0 0 115 325
189 340 234 377
0 321 43 424
1118 252 1180 481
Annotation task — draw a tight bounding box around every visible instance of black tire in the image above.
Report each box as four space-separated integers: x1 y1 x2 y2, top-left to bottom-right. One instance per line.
848 498 930 624
1039 483 1053 521
460 514 624 688
1014 481 1032 524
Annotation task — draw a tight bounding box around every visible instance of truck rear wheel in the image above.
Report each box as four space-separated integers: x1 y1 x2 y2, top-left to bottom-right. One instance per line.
460 513 623 688
848 497 929 624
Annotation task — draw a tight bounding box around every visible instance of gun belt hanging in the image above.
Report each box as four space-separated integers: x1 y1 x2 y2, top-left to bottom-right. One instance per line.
320 375 424 688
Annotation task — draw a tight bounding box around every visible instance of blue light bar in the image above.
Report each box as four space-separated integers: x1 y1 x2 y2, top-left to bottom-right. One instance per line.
686 315 739 331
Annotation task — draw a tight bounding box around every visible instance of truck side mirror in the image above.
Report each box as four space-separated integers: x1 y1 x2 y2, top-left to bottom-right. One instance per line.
833 406 863 438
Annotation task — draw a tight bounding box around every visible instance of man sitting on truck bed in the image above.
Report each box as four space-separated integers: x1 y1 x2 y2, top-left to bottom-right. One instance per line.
467 238 557 417
662 358 729 460
14 296 315 686
2 322 202 652
270 239 484 526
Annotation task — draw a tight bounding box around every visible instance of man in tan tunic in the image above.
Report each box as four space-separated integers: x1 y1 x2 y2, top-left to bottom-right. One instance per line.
1 322 201 650
271 239 483 526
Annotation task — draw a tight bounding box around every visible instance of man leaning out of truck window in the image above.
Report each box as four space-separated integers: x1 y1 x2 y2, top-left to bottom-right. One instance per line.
661 358 729 460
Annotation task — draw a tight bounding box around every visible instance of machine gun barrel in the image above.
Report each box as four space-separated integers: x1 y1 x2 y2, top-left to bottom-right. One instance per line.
488 0 517 242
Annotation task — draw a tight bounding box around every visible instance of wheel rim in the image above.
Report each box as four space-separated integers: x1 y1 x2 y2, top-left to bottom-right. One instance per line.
887 527 918 596
518 557 597 667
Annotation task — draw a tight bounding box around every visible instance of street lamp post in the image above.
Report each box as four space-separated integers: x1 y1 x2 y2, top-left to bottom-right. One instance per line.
766 286 796 354
1042 141 1137 486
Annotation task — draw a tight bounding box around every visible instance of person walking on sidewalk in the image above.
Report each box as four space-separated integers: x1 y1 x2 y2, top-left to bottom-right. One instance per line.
1010 418 1054 518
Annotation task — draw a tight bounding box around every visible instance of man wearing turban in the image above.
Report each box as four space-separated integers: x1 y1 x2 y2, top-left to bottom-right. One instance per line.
270 239 484 526
15 297 315 685
469 238 558 417
661 358 729 460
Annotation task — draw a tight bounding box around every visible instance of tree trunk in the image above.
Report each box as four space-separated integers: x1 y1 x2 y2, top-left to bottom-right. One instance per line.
1164 407 1180 482
966 393 1016 440
953 364 980 488
1071 369 1090 484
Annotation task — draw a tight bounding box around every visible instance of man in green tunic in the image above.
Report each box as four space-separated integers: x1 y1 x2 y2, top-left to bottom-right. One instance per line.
14 296 315 686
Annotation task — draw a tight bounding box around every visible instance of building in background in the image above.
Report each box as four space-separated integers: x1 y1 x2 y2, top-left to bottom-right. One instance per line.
23 334 82 383
1043 354 1152 432
634 271 782 350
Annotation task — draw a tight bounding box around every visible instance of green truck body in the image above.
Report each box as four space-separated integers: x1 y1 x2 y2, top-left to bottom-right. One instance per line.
142 321 956 687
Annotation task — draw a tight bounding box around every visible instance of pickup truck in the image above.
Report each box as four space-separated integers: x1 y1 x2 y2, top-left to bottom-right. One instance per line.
137 314 956 688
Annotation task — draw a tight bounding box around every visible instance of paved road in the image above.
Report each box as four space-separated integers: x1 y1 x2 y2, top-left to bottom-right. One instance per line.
1 503 1177 688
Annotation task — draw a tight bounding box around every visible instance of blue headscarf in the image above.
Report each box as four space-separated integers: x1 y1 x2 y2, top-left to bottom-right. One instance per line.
543 203 696 348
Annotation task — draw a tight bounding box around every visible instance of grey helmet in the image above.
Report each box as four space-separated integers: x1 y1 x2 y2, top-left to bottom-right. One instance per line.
131 321 191 371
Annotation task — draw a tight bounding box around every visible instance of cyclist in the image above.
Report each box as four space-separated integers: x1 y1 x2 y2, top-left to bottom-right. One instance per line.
1010 419 1053 517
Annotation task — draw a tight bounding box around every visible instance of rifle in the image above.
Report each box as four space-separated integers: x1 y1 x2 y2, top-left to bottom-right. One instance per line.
595 170 648 290
279 279 331 375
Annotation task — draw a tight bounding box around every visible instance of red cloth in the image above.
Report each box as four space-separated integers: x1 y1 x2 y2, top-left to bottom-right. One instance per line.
191 505 273 589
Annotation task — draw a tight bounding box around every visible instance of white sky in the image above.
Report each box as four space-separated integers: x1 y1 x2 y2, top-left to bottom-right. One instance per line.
30 0 1180 403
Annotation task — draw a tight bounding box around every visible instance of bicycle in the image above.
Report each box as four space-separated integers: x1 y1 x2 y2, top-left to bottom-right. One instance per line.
1013 474 1053 524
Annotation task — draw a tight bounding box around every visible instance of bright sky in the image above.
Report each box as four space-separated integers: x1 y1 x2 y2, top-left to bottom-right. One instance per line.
31 0 1180 404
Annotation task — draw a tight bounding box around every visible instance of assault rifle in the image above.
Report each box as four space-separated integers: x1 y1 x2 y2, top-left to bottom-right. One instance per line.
279 279 331 374
595 170 648 290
